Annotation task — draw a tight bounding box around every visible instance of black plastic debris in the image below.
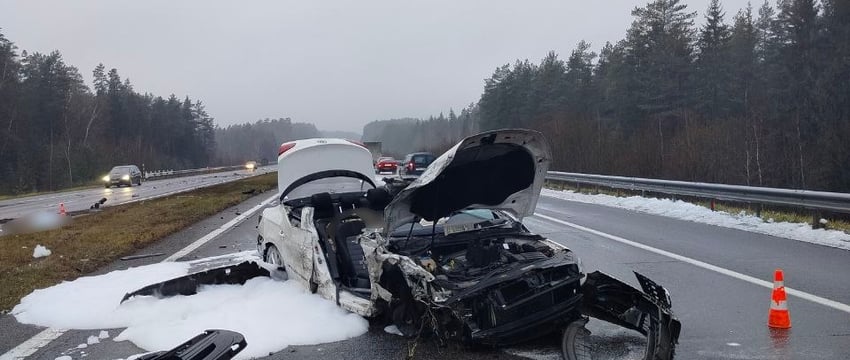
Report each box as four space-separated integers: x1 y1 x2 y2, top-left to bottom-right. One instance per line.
136 329 246 360
120 261 271 304
90 198 107 210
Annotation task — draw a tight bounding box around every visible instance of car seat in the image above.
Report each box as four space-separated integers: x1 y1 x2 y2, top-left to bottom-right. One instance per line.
335 219 370 289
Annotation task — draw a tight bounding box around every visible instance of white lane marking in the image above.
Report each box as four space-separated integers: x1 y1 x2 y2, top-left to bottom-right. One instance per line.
0 193 277 359
533 212 850 315
164 194 277 261
0 328 65 360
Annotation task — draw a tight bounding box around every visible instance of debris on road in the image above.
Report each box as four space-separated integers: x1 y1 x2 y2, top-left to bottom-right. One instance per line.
33 245 52 258
90 197 107 210
119 253 165 261
383 325 403 336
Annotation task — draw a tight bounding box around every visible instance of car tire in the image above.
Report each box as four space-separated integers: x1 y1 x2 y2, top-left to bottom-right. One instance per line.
264 244 285 271
561 318 592 360
561 316 664 360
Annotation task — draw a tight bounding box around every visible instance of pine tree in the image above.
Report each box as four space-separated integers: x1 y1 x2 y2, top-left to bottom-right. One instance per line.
695 0 732 118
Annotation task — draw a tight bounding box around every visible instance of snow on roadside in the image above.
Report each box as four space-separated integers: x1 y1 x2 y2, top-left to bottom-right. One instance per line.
542 188 850 250
32 244 52 258
12 254 368 359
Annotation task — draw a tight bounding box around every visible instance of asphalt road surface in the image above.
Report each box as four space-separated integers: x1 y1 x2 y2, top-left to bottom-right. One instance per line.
0 166 275 221
2 187 849 359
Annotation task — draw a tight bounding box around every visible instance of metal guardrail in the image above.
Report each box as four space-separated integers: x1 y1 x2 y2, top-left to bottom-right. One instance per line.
545 171 850 218
145 165 246 180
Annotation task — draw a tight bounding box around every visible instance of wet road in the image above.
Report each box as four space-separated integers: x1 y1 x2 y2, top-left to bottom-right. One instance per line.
0 166 275 221
3 187 850 359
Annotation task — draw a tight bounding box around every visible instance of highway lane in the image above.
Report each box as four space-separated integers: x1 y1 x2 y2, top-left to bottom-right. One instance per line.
0 166 274 221
532 194 850 359
4 187 850 359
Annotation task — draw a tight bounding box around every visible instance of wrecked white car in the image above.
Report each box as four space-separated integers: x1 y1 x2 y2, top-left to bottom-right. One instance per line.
123 130 680 359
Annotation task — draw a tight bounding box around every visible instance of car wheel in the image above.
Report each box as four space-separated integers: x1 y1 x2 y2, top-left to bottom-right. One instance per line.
561 317 662 360
264 244 285 271
561 318 592 360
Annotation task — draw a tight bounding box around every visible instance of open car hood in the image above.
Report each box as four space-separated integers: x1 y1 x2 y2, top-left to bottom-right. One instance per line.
385 129 551 232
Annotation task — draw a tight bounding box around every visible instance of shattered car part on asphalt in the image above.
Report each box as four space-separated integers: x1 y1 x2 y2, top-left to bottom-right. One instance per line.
136 329 247 360
123 131 681 359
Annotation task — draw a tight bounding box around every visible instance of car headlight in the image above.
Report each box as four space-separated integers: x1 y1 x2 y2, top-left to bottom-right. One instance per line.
121 175 130 181
102 175 110 182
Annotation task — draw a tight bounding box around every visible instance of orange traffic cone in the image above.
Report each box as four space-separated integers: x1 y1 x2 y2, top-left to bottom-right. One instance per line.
58 202 67 216
768 268 791 329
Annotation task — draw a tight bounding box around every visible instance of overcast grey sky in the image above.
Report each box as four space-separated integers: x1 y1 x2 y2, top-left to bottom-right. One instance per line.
1 0 753 133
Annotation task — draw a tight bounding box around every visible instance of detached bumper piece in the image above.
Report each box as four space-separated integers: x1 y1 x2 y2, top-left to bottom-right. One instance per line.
451 267 584 345
121 261 270 303
580 271 681 360
137 329 246 360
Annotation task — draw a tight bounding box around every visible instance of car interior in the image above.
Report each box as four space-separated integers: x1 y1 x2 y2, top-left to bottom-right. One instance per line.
284 187 392 296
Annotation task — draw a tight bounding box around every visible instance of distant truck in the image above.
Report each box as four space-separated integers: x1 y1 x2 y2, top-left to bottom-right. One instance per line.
363 141 382 164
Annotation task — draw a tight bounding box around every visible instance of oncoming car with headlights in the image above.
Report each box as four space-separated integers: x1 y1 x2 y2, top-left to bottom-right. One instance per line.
103 165 142 188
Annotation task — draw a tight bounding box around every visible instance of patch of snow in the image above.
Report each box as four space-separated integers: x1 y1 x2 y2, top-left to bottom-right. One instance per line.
54 356 72 360
86 335 100 345
99 330 110 339
76 343 87 349
819 218 829 225
12 253 368 360
383 325 403 336
33 244 52 258
542 189 850 250
727 342 741 346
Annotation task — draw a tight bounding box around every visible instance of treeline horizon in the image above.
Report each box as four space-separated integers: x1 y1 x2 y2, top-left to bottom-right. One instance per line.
0 30 331 195
366 0 850 192
213 118 321 166
0 30 216 195
361 104 480 158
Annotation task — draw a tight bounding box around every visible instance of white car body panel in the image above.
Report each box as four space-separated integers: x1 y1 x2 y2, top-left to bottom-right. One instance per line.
276 138 375 199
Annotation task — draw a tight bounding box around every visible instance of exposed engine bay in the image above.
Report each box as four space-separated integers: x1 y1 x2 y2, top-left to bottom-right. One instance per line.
420 237 556 284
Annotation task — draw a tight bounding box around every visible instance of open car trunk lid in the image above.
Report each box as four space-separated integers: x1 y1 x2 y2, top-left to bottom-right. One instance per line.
276 138 377 200
385 129 551 232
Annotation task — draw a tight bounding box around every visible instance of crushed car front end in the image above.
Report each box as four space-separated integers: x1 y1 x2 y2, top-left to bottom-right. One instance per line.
430 245 585 345
380 129 680 358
